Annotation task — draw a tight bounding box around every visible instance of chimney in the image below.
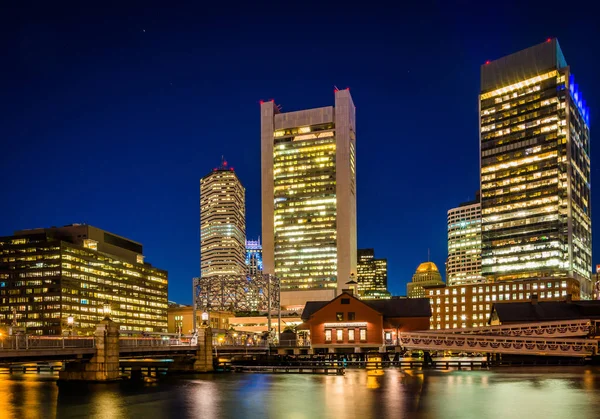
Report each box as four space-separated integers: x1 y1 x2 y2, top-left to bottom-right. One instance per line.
531 293 538 305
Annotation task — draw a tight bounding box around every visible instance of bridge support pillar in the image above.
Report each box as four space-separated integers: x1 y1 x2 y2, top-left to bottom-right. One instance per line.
59 318 120 382
193 327 214 373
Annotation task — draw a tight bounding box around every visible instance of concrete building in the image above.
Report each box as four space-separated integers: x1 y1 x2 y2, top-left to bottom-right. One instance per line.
200 161 246 277
447 193 486 286
426 278 580 330
407 262 445 299
167 305 231 334
298 291 430 352
480 39 592 297
261 89 357 307
357 248 390 299
0 224 168 335
245 238 263 275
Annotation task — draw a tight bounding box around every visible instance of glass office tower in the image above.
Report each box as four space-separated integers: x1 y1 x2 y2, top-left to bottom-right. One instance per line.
480 39 592 297
261 90 357 306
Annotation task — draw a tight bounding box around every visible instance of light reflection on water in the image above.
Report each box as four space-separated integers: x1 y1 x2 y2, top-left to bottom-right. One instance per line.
0 367 600 418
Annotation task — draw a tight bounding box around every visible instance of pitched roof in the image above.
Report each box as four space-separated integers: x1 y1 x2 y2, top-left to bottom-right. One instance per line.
300 296 431 321
366 299 431 318
492 300 600 323
301 301 329 321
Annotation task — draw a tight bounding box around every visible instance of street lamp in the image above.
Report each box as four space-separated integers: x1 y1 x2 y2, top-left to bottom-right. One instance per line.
103 302 112 320
201 311 209 327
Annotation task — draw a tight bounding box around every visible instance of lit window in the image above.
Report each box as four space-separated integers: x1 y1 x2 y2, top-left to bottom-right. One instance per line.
348 329 355 341
359 329 367 341
325 329 332 342
336 329 343 342
336 312 343 321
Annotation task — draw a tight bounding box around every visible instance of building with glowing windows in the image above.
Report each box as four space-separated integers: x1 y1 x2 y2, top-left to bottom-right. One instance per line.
357 248 390 299
200 162 246 277
261 89 357 307
447 193 486 286
480 39 592 297
426 278 580 330
407 262 445 299
245 238 263 275
0 224 168 335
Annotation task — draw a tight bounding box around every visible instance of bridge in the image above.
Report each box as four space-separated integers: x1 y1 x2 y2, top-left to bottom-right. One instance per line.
399 319 599 357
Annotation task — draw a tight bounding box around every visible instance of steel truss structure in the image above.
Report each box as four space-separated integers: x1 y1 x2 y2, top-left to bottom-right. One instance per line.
193 274 280 313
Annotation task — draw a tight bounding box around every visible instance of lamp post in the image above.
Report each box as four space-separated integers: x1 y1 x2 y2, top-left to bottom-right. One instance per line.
201 311 209 327
67 315 74 336
103 302 112 320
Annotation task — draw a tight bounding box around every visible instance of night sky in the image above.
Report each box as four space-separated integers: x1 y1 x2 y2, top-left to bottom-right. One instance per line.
2 1 600 304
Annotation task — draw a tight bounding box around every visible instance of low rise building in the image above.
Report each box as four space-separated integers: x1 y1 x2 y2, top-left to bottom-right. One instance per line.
427 278 581 330
0 224 168 335
298 291 430 353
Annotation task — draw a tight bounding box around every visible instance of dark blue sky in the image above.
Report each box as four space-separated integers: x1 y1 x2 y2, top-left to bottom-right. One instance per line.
2 1 599 304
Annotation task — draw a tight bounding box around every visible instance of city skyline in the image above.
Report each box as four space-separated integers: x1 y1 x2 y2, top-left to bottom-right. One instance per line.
3 3 599 304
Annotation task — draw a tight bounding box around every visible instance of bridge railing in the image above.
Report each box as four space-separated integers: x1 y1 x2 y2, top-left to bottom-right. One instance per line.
427 319 595 338
0 336 95 350
119 338 188 348
399 331 599 357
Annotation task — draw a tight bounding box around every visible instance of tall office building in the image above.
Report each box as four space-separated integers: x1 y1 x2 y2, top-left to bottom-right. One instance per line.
200 161 246 277
407 262 444 299
480 39 592 297
245 238 263 275
261 89 357 307
447 193 485 286
0 224 168 335
357 248 390 299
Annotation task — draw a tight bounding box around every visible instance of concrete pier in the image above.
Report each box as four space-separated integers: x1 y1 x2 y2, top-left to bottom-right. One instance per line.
193 327 214 372
59 318 120 382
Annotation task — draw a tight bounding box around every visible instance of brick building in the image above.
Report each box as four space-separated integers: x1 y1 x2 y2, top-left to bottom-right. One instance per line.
298 291 430 353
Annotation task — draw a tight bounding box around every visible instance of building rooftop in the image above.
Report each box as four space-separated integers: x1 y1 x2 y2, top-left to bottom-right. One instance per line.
491 300 600 324
301 295 431 321
416 262 439 273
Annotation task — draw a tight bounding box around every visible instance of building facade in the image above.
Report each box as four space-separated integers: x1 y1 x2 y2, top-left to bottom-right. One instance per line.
299 292 430 352
0 224 168 335
480 39 592 297
427 277 580 330
447 194 485 286
261 89 357 306
357 248 390 299
245 238 263 275
200 162 246 277
407 262 445 299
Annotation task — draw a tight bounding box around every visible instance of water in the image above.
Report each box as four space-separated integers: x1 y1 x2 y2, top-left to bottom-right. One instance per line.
2 367 600 419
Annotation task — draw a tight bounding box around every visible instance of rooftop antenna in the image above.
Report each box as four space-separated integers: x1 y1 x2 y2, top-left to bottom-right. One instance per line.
334 85 339 92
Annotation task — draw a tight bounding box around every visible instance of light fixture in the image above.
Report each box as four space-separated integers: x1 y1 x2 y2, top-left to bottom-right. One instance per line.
103 302 112 319
67 315 74 326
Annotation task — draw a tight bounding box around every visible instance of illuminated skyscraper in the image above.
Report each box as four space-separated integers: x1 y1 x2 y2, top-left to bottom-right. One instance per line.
200 162 246 277
245 238 263 275
261 89 357 307
357 248 390 299
407 262 445 299
447 193 485 286
480 39 592 297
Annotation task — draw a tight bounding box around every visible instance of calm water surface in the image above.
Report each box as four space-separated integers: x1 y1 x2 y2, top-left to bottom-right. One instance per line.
1 367 600 418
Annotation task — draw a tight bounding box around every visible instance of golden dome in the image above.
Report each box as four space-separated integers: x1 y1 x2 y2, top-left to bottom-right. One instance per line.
416 262 439 273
